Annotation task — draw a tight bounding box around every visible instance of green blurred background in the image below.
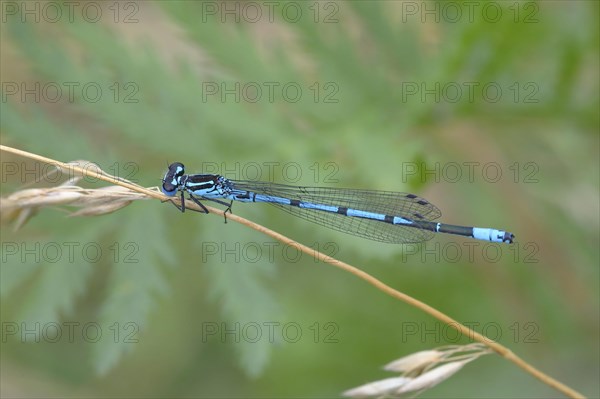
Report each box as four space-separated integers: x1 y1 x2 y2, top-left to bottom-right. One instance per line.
1 1 598 397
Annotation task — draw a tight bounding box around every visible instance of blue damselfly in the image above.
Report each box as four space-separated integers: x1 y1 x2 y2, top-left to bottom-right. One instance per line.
161 162 514 244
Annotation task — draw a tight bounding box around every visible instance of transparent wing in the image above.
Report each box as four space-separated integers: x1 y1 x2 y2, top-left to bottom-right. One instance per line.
229 180 442 244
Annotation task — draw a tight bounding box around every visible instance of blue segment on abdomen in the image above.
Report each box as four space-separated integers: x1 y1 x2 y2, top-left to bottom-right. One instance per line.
392 216 413 225
299 202 339 213
346 208 385 220
473 228 506 243
253 194 292 205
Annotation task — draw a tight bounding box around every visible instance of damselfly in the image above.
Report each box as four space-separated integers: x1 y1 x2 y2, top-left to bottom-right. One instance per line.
161 162 514 244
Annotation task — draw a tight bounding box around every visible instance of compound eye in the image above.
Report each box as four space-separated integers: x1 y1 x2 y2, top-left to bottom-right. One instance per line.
161 162 185 196
161 181 178 196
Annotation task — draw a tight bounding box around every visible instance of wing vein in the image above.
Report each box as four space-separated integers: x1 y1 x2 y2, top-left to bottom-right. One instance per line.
230 181 441 244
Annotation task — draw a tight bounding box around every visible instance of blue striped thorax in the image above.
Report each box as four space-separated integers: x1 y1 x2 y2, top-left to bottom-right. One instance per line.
185 174 230 199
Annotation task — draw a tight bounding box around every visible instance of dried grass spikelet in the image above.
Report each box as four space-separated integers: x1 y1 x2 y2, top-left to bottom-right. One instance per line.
383 349 443 374
1 165 150 230
342 377 412 398
395 359 472 395
343 344 491 398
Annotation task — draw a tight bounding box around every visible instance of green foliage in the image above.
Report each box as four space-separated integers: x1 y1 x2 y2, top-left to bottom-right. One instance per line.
203 228 281 378
90 211 174 375
0 1 598 397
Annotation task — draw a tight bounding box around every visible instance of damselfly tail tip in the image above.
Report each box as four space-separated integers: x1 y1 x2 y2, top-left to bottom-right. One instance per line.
504 232 515 244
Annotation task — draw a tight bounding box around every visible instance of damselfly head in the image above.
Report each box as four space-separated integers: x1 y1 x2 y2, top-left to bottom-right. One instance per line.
503 232 515 244
161 162 186 196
